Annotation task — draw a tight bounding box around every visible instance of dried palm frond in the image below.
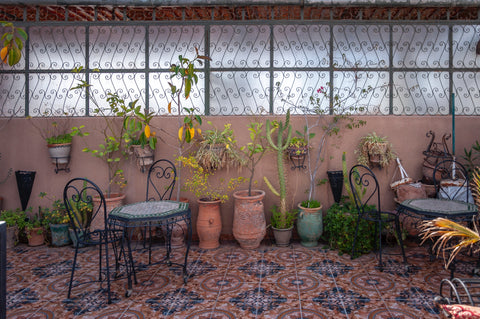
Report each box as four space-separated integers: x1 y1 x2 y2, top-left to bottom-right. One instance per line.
420 217 480 269
472 167 480 208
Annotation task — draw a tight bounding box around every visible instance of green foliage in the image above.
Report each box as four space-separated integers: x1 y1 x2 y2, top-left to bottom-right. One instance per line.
195 122 242 171
300 199 321 209
0 208 27 229
356 132 396 168
71 68 151 195
28 114 76 145
1 21 27 66
39 198 69 226
238 121 268 196
462 140 480 176
270 205 297 229
264 109 292 228
323 201 376 258
177 155 246 203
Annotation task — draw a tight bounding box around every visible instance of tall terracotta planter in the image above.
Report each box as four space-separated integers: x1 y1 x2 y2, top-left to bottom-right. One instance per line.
297 203 323 247
233 190 266 249
91 193 125 231
196 198 222 249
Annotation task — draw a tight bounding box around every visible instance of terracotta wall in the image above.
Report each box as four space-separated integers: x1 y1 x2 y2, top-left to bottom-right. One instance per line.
0 115 478 236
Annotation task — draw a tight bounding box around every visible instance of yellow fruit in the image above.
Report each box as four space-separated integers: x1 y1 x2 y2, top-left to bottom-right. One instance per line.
0 47 8 64
189 127 195 139
197 128 201 136
178 126 184 141
144 124 151 138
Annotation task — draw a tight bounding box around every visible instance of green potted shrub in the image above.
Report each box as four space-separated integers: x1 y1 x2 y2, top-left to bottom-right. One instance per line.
24 213 45 247
0 208 27 248
263 109 295 246
39 192 70 246
356 132 396 169
177 155 244 249
269 205 297 247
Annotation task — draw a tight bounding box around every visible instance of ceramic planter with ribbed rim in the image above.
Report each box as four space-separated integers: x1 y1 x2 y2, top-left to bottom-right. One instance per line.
196 198 222 249
297 203 323 247
232 189 266 249
47 143 72 164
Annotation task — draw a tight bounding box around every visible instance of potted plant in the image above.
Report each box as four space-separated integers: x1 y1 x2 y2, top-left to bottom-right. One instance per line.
38 192 71 247
0 208 27 248
124 106 158 173
263 109 295 246
167 49 209 200
277 82 369 246
29 115 77 172
286 127 312 170
71 68 156 228
177 155 244 249
269 205 297 247
322 153 377 257
24 213 45 247
356 132 396 169
195 122 242 172
232 121 268 249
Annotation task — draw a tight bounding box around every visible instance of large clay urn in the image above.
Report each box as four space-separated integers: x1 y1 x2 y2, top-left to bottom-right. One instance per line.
232 190 266 249
196 198 222 249
91 193 125 231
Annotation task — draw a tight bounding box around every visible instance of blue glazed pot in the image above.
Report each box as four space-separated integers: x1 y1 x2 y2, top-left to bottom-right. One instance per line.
296 203 323 247
49 223 71 247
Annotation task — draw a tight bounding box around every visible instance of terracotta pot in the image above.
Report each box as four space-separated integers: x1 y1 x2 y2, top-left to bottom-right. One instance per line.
91 193 125 231
196 198 222 249
272 226 293 247
27 227 44 247
130 144 155 172
6 226 18 249
232 190 266 249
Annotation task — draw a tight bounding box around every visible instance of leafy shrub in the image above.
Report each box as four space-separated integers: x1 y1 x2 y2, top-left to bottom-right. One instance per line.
323 201 377 258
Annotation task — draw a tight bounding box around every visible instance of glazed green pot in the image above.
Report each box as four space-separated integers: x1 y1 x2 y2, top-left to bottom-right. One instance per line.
50 224 71 247
296 203 323 247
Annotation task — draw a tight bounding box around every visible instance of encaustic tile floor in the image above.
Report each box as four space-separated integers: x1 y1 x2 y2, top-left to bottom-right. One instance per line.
6 236 476 319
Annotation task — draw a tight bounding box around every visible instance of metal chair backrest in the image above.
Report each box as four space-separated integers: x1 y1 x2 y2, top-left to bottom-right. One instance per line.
63 177 106 242
433 158 471 202
146 159 177 201
349 164 381 217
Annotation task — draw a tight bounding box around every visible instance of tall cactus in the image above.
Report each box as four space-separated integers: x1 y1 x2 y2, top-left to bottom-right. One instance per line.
264 109 293 228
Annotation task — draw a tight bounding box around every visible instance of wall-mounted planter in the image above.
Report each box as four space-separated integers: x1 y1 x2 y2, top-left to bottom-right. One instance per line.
130 145 154 173
48 143 71 173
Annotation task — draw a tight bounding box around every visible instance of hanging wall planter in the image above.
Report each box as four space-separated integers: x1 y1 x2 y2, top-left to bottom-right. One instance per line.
15 170 36 211
48 143 72 173
130 145 155 173
327 170 343 203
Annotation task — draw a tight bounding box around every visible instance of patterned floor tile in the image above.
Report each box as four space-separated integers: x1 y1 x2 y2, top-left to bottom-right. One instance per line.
6 241 480 318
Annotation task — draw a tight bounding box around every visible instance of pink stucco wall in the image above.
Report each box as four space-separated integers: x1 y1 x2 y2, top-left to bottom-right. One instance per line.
0 115 478 236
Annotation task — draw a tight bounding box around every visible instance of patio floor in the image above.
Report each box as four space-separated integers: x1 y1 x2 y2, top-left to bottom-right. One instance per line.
6 236 475 318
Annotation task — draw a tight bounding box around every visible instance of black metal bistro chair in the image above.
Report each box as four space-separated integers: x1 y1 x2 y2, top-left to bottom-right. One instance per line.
144 159 192 269
63 177 125 304
349 164 407 271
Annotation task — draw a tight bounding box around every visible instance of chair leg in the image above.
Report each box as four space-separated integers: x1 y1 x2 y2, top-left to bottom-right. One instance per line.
377 220 383 271
103 239 112 304
394 215 407 264
351 214 362 260
183 216 192 284
68 245 79 299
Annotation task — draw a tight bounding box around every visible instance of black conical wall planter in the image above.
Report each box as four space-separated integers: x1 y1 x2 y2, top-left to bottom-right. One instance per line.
15 171 36 211
327 170 343 204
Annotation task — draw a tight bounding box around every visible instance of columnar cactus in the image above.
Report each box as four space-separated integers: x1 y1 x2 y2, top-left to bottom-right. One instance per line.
264 109 293 228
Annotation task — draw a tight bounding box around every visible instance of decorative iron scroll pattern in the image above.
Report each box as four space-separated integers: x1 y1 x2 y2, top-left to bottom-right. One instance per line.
1 10 480 116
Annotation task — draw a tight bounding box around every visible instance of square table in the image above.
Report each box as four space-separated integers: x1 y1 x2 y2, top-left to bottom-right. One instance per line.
108 200 191 297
